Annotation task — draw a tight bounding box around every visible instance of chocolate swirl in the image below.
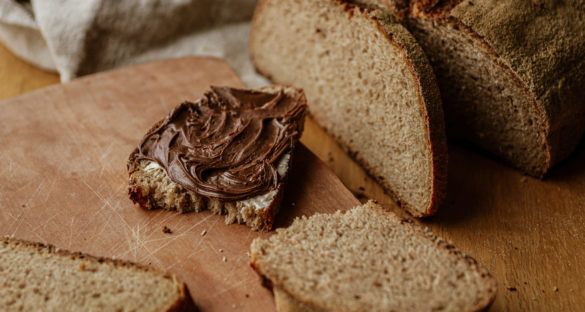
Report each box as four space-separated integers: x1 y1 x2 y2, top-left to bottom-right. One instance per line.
131 86 306 201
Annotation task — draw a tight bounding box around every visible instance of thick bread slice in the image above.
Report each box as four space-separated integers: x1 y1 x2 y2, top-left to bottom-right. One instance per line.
250 0 447 217
128 85 306 231
0 237 195 312
250 201 497 312
374 0 585 177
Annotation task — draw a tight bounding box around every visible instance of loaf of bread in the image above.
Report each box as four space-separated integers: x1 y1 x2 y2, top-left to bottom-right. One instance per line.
373 0 585 177
0 236 195 311
128 86 306 231
250 201 497 312
250 0 447 216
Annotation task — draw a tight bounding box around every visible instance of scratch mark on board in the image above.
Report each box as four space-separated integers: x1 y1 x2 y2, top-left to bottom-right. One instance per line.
208 278 258 299
82 179 132 235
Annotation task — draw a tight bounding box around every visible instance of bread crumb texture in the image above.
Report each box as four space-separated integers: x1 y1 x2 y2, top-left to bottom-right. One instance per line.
0 237 189 312
251 201 496 312
250 0 447 216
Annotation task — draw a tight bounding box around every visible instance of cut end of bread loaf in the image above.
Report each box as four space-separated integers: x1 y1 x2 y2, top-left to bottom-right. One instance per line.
373 0 585 178
0 237 195 312
406 11 549 177
250 201 497 312
250 0 447 216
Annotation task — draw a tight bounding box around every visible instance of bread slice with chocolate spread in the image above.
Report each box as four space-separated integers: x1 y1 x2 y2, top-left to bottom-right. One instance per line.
127 86 307 231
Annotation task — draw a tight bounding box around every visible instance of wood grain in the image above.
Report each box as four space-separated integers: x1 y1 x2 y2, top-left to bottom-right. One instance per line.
0 56 358 311
0 43 59 101
2 41 585 311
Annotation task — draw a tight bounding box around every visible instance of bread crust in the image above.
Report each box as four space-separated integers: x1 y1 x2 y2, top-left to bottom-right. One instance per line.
368 6 447 216
450 0 585 175
249 201 497 312
382 0 585 177
250 0 448 217
1 236 197 312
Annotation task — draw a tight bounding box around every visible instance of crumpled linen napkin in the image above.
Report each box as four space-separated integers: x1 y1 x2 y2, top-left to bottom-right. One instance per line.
0 0 269 87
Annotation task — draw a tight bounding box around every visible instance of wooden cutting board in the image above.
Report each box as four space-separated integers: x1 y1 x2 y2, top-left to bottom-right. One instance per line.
0 57 359 311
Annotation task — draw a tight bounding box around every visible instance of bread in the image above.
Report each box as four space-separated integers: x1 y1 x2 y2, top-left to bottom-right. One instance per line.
0 236 195 312
250 201 497 312
128 85 306 231
373 0 585 177
250 0 447 217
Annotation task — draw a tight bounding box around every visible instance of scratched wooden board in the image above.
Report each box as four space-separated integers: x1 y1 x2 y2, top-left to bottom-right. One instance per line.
0 57 359 311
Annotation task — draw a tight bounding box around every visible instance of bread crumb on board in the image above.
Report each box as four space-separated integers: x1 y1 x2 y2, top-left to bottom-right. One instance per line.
222 256 227 262
201 229 207 236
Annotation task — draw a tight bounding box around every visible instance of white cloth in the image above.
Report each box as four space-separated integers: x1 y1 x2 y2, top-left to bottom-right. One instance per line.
0 0 269 87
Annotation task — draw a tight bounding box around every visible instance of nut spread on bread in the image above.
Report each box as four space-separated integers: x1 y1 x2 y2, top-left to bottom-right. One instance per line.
129 86 306 201
128 86 307 231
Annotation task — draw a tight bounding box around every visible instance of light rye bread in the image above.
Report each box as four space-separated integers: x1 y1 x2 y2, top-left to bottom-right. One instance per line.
250 0 447 217
250 201 497 312
373 0 585 177
0 236 195 312
128 86 306 231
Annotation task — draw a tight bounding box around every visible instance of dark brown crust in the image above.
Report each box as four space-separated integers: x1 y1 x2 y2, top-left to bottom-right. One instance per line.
250 0 448 217
1 236 197 312
409 13 550 178
376 0 585 178
259 144 295 230
388 207 498 312
443 17 549 178
367 5 448 216
406 0 585 177
410 0 465 17
250 201 497 312
449 0 585 175
250 261 333 312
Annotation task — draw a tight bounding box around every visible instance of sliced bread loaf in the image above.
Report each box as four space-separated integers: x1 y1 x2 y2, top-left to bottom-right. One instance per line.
128 85 307 231
0 237 195 312
250 0 447 216
374 0 585 177
250 201 497 312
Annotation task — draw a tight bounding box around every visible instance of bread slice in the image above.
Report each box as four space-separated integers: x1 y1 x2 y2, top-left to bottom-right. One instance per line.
0 236 195 312
128 86 306 231
250 201 497 312
372 0 585 177
250 0 447 217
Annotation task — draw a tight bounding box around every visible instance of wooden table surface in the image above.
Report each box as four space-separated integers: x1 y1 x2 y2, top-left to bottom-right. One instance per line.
1 41 584 311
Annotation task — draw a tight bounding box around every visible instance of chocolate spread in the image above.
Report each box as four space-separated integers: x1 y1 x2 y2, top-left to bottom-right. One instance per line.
130 86 306 201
